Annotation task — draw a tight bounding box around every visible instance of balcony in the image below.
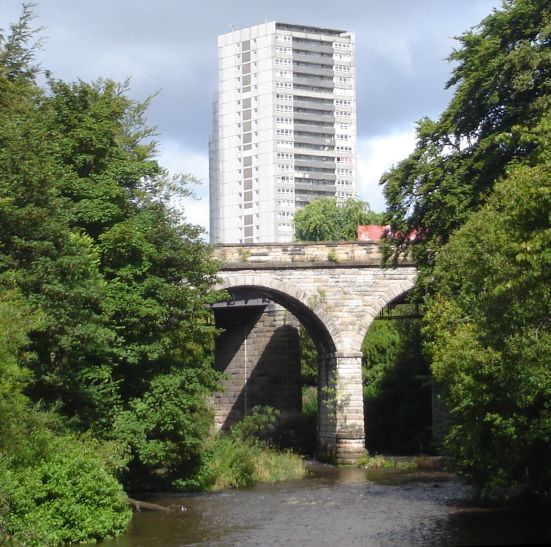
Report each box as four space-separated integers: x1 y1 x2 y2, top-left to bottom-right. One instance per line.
293 98 334 111
294 144 336 156
294 171 336 182
294 111 335 124
292 42 334 55
294 75 334 89
292 64 334 78
294 157 335 169
294 122 335 134
294 133 335 146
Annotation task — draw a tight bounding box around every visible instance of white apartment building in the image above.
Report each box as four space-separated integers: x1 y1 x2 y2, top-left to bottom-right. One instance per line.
209 22 357 243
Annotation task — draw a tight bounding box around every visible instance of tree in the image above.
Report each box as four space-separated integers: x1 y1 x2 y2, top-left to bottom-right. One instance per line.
424 130 551 499
0 5 221 491
294 197 382 242
0 13 134 542
382 0 551 274
0 289 131 546
0 2 42 82
40 79 221 481
380 0 551 499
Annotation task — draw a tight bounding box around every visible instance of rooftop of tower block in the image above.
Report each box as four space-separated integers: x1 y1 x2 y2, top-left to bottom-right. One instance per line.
275 22 348 36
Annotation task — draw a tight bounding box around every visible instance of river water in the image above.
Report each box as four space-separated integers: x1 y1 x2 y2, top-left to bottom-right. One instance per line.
106 464 550 546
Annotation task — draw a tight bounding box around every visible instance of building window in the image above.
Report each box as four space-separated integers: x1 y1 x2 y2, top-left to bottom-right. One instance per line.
275 58 292 66
277 140 294 148
335 99 352 107
276 117 293 125
276 81 293 90
275 70 292 79
276 152 293 160
276 128 293 137
333 41 352 51
276 93 293 102
275 35 292 43
275 46 292 55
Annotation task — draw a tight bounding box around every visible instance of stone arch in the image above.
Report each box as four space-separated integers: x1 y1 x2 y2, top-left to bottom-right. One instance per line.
341 276 418 353
217 273 348 460
217 273 337 355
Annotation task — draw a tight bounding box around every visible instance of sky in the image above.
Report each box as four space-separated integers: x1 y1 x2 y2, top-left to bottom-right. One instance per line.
1 0 503 235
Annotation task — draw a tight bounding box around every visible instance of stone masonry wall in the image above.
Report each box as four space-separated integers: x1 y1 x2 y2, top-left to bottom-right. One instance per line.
218 266 418 354
213 303 301 431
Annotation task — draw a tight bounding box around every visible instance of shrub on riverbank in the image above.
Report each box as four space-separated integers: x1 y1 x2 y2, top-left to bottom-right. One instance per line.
188 436 305 491
177 407 305 491
0 433 131 546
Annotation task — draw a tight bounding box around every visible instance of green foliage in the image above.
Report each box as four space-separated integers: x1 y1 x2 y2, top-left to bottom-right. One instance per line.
0 7 223 543
230 405 280 442
0 435 131 546
0 2 42 82
176 408 304 491
355 451 416 470
362 319 402 400
0 5 221 487
178 434 304 491
294 197 382 242
382 0 551 272
113 369 215 481
302 386 318 419
0 289 131 546
424 153 551 500
299 327 318 387
379 0 551 500
0 290 38 400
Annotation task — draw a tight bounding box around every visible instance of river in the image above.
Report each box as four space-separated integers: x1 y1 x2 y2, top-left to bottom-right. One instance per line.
106 463 550 546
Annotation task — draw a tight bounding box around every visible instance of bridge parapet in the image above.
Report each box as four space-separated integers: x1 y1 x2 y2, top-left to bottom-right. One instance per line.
213 242 414 269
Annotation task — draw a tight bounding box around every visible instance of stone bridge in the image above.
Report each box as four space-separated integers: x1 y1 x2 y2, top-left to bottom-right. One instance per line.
213 242 417 464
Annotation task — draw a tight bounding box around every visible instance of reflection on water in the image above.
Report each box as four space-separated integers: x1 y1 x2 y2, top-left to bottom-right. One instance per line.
105 464 551 546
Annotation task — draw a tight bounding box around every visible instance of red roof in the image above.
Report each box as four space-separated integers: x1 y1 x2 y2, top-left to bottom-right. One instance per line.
357 225 419 242
357 225 388 241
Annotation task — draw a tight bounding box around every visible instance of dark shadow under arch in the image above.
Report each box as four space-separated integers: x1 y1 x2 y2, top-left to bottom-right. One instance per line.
213 284 340 455
224 284 337 356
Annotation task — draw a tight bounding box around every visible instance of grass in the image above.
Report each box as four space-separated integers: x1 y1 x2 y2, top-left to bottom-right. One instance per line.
176 407 306 492
206 436 305 490
355 451 445 471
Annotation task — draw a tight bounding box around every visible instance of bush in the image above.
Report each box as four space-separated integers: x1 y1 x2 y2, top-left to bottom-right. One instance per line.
0 433 131 546
230 405 279 442
180 435 304 491
425 154 551 500
362 313 432 454
175 407 305 491
0 290 131 545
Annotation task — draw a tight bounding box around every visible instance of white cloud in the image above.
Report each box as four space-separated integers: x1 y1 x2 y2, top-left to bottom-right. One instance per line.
356 130 417 212
156 140 210 236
